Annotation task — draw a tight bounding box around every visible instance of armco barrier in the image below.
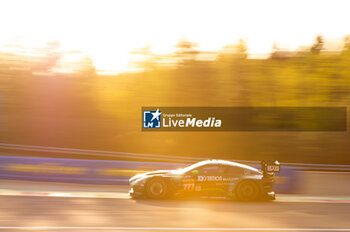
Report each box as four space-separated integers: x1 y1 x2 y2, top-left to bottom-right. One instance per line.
2 143 350 171
0 156 298 193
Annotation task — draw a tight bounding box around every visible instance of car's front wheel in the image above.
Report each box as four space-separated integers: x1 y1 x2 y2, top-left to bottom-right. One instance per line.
146 178 168 199
235 181 261 201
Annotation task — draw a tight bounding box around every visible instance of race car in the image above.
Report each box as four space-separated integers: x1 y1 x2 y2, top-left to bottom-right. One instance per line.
129 159 280 201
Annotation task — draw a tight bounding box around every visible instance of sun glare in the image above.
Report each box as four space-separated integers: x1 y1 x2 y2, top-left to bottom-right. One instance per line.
0 0 349 73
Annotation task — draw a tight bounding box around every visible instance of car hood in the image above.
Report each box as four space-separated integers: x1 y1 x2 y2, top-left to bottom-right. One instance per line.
129 170 172 182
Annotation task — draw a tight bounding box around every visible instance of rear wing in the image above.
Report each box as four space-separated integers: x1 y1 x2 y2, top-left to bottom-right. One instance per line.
261 160 280 175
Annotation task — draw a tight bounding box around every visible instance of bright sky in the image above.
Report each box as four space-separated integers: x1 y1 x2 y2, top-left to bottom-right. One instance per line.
0 0 349 73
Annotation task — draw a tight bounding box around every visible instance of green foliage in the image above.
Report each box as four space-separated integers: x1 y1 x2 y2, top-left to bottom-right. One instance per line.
2 36 350 164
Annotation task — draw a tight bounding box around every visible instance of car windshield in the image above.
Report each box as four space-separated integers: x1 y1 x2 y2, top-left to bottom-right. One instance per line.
176 161 209 174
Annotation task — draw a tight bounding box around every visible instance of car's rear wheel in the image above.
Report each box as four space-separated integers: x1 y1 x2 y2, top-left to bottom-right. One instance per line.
235 181 260 201
146 178 168 199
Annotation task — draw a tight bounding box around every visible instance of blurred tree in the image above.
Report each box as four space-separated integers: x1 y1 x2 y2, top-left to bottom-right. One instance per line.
310 35 324 55
175 38 199 64
235 39 248 59
270 41 281 59
270 42 295 59
45 40 61 68
342 35 350 54
219 39 248 60
130 45 159 71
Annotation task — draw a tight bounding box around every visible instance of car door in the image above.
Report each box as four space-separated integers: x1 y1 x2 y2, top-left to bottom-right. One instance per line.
195 164 228 197
225 165 245 194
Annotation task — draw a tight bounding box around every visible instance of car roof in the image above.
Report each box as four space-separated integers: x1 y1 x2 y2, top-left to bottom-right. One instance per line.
198 159 260 172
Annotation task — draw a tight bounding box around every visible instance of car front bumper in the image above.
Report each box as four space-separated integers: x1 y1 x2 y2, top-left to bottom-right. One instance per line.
128 186 146 198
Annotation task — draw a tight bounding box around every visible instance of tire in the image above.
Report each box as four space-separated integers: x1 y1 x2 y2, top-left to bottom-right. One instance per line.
235 181 261 201
146 178 168 199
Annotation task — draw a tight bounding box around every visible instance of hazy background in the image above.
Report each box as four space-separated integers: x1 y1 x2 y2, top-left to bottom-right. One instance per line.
1 0 350 164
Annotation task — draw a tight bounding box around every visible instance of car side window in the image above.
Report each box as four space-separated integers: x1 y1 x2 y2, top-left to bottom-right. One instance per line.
198 164 225 175
228 166 244 176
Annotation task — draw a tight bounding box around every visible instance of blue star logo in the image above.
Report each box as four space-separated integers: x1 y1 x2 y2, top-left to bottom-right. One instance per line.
143 109 161 128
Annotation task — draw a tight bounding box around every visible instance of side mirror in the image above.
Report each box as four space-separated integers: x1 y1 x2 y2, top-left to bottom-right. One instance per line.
192 170 199 175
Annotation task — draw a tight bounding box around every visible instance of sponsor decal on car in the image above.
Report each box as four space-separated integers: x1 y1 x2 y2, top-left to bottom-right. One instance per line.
198 176 223 181
223 177 239 181
182 179 195 191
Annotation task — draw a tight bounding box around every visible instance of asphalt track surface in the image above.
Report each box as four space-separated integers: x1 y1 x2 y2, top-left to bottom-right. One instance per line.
0 181 350 232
